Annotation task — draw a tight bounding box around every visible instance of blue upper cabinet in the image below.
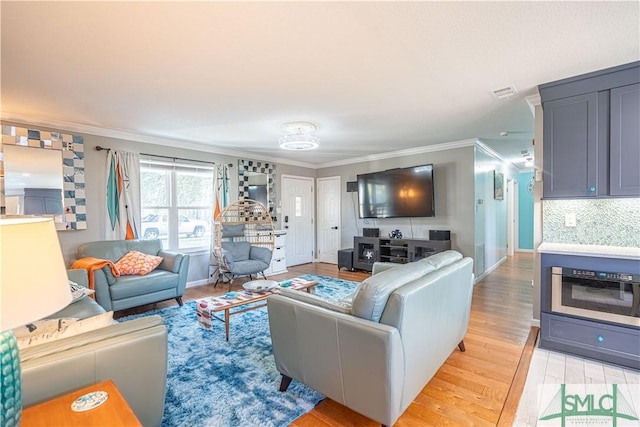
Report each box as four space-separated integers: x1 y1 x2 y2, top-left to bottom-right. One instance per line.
610 83 640 196
539 62 640 199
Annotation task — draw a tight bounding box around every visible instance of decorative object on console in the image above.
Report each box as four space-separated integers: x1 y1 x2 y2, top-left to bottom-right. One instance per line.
389 229 403 239
429 230 451 241
278 121 319 151
0 125 86 230
363 227 379 237
0 217 72 427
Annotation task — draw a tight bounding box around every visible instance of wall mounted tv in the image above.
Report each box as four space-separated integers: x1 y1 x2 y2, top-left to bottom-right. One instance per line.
357 164 435 218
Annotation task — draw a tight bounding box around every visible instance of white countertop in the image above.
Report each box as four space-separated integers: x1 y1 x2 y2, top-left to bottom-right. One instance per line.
537 242 640 260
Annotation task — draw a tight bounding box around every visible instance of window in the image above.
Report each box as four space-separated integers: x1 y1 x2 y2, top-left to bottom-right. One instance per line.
140 158 214 251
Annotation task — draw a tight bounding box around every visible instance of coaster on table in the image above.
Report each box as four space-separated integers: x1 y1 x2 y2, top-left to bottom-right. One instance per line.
71 390 109 412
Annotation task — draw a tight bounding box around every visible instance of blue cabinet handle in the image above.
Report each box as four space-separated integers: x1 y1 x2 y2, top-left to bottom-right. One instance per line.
588 186 596 192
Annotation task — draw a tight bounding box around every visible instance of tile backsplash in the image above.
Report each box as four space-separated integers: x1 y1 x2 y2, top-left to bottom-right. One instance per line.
543 198 640 247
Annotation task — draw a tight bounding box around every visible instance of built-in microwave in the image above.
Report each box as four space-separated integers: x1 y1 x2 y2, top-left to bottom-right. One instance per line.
551 266 640 328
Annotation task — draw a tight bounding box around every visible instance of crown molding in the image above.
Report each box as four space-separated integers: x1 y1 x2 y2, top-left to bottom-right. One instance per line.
475 139 506 162
525 93 541 116
316 138 478 169
475 139 520 175
0 112 317 169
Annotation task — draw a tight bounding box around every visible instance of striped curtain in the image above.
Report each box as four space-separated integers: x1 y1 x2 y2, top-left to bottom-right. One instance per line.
211 163 230 258
213 163 230 222
106 150 141 240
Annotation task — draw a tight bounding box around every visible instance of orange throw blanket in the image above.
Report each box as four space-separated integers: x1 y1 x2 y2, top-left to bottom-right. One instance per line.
71 257 121 295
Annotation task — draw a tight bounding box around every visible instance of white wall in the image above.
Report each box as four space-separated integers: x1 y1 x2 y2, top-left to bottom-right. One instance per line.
474 144 514 278
317 145 476 259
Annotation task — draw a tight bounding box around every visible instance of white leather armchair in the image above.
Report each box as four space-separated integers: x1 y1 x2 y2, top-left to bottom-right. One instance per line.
267 251 474 426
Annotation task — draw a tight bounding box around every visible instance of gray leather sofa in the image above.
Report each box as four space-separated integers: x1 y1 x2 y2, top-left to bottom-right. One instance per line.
268 250 474 427
77 239 190 311
20 269 168 427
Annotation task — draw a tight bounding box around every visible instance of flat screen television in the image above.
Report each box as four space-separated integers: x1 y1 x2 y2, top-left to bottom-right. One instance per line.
357 164 435 218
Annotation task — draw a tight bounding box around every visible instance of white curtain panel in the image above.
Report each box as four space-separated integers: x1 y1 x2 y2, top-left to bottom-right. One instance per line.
105 150 141 240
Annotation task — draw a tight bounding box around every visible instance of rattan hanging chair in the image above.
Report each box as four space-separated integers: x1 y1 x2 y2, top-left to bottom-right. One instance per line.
211 199 275 289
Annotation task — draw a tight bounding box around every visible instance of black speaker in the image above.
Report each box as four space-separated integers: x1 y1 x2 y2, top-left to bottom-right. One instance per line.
338 248 354 271
346 181 358 192
363 228 379 237
429 230 451 241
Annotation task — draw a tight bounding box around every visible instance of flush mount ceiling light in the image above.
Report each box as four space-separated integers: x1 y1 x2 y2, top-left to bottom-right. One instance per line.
279 121 319 150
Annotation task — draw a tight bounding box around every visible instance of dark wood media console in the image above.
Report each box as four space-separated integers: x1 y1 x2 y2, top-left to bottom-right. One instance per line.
353 236 451 272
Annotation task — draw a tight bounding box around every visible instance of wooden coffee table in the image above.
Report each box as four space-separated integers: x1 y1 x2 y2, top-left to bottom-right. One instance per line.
196 277 318 341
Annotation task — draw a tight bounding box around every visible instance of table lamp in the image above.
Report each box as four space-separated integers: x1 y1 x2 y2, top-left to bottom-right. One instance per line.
0 217 72 427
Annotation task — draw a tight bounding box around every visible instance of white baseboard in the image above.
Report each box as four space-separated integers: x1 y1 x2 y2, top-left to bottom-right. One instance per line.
474 256 507 283
531 318 540 328
186 279 211 288
516 248 534 253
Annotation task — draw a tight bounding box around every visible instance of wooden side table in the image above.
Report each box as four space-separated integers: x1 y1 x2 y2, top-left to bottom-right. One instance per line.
21 379 142 426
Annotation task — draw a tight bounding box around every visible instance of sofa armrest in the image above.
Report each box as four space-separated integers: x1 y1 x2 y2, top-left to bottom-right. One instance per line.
158 250 184 273
267 294 404 426
371 262 399 276
92 268 114 311
21 315 167 427
250 246 272 265
67 269 88 287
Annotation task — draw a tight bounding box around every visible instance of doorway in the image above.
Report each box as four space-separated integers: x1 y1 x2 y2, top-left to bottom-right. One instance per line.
317 176 341 264
281 175 314 266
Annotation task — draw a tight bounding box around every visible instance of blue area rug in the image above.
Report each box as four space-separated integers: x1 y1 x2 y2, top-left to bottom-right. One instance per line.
120 274 359 427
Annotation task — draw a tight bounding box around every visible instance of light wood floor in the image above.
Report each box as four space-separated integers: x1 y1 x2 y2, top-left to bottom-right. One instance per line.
116 252 534 426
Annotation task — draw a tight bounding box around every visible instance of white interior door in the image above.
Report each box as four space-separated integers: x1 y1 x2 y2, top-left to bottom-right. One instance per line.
317 176 341 264
281 175 314 266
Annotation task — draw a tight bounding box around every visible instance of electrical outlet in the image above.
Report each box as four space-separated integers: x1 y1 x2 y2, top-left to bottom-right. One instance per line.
565 212 577 227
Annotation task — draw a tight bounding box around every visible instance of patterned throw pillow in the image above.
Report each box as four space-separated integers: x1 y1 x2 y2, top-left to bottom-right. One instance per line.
69 280 95 303
115 250 163 276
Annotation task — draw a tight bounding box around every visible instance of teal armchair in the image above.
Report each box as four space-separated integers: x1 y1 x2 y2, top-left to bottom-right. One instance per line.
76 239 190 312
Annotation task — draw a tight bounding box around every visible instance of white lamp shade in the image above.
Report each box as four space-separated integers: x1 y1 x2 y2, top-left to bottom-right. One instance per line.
0 217 72 331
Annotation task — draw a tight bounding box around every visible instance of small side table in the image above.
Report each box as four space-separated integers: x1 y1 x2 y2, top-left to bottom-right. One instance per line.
21 379 142 426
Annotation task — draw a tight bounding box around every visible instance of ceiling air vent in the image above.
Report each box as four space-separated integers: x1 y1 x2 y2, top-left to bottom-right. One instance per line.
492 85 518 99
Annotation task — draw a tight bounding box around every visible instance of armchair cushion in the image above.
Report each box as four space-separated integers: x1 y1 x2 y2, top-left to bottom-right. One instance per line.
221 224 245 238
222 241 251 262
228 259 269 276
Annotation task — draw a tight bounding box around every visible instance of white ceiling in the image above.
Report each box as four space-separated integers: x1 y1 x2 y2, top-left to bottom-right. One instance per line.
1 1 639 169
